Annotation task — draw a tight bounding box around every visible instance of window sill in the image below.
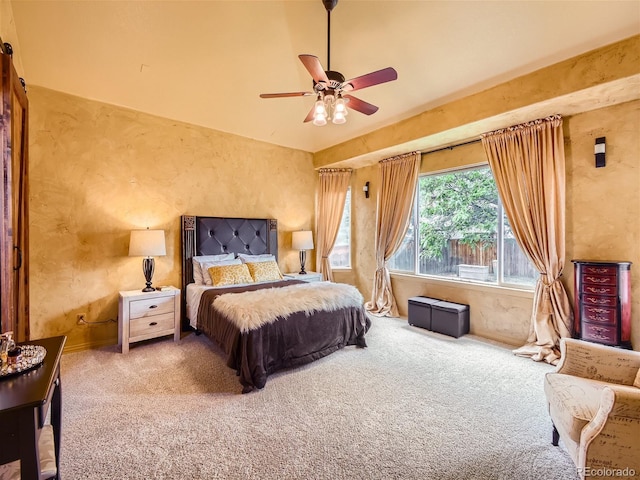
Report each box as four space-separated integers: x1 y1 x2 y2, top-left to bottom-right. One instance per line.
389 271 535 298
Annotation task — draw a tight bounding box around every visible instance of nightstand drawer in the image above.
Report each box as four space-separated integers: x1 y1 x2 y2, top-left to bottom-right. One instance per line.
129 296 174 319
130 312 175 338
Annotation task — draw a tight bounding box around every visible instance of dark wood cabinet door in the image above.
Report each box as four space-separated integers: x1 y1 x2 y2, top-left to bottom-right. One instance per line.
1 52 29 341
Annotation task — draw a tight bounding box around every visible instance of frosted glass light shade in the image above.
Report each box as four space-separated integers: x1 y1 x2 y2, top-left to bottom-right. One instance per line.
312 114 327 126
292 230 314 251
129 229 166 257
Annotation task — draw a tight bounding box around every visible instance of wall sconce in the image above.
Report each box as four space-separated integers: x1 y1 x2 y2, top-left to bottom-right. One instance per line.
595 137 606 168
363 181 370 199
129 228 166 291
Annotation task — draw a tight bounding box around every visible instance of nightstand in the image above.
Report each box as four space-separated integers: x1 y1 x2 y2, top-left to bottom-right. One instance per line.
284 272 323 283
118 287 181 353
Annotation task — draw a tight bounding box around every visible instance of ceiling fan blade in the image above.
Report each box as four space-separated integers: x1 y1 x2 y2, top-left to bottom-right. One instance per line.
260 92 313 98
343 94 379 115
303 105 315 123
299 54 329 84
343 67 398 92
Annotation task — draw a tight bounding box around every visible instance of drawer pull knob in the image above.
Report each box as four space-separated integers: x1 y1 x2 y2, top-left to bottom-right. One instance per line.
149 322 158 326
149 305 158 309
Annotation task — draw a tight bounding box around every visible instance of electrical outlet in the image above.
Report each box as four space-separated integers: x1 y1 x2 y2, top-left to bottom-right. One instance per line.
77 313 86 324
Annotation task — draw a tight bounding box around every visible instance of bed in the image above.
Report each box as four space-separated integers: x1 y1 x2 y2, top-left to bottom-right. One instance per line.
181 215 371 393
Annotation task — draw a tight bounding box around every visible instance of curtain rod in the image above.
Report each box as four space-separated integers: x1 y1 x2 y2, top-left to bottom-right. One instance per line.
420 138 481 156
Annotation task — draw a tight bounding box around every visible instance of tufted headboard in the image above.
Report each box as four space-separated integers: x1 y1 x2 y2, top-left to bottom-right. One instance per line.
180 215 278 328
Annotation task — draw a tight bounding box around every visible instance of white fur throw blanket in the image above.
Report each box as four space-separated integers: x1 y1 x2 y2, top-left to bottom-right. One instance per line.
212 282 364 332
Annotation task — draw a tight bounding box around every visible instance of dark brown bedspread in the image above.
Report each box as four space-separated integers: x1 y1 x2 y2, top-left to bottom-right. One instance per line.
196 280 371 393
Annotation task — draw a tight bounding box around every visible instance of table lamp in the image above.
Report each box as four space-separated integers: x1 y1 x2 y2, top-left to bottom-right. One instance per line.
292 230 314 275
129 228 166 291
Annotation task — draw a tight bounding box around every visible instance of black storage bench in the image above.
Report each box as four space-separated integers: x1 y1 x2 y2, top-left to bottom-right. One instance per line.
431 301 469 338
408 297 469 338
408 296 441 330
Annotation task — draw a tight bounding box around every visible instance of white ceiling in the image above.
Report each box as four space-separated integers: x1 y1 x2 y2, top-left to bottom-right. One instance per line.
8 0 640 153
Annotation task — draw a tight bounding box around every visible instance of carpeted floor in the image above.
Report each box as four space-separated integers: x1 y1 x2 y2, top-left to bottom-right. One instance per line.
59 315 579 479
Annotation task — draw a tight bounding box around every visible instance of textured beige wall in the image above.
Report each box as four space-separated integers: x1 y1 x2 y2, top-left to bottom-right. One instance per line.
342 103 640 348
564 100 640 349
28 86 316 351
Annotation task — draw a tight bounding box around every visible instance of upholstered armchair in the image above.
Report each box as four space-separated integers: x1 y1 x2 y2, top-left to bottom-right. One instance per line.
544 338 640 479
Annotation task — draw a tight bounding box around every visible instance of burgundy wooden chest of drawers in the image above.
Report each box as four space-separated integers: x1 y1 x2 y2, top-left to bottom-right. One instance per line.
571 260 632 348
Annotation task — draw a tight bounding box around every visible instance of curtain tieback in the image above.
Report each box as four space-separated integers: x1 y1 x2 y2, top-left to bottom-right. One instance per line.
322 256 329 259
539 272 561 287
538 272 564 316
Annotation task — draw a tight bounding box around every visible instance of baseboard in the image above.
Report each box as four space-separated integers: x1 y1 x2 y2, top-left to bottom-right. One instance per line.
63 338 117 353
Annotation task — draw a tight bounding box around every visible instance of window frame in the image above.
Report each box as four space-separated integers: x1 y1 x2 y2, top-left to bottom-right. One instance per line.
388 164 535 291
328 187 352 270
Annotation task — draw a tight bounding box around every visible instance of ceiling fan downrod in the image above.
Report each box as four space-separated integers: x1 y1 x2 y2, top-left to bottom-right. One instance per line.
322 0 339 71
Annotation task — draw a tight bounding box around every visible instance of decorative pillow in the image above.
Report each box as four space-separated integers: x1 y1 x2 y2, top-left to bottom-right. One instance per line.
208 263 254 287
201 259 242 286
634 368 640 388
237 253 275 264
246 260 283 282
192 254 235 284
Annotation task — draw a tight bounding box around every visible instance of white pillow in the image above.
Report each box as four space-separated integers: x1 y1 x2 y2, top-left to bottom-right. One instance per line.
237 253 275 264
201 259 242 286
193 254 235 284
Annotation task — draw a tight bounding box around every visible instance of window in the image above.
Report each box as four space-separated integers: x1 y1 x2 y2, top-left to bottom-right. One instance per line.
329 188 351 268
388 165 537 288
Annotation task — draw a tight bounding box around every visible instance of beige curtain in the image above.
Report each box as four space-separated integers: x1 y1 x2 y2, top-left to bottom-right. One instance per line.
315 169 352 281
365 152 420 316
481 115 572 365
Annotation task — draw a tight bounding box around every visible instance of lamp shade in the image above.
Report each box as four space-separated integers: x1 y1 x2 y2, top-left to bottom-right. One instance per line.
292 230 314 251
128 229 166 257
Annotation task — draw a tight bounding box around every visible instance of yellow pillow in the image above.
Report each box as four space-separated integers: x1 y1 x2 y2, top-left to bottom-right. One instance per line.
208 263 254 287
246 260 283 282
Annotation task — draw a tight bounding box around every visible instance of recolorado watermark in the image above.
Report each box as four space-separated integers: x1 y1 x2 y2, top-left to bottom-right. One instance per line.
578 467 636 478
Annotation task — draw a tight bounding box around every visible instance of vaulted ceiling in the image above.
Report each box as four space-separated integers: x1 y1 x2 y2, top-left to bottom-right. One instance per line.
8 0 640 153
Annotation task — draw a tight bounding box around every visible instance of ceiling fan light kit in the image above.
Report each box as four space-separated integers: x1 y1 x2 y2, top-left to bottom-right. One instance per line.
313 91 348 126
259 0 397 127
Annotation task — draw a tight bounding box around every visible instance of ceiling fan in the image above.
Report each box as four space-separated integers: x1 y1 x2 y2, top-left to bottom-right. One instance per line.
259 0 398 126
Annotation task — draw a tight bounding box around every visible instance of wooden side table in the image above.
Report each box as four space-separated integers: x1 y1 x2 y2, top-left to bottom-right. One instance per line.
0 335 66 480
118 287 181 353
283 272 323 283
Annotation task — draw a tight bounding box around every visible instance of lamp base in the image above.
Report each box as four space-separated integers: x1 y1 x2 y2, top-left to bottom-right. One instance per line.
142 257 156 292
299 250 308 275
